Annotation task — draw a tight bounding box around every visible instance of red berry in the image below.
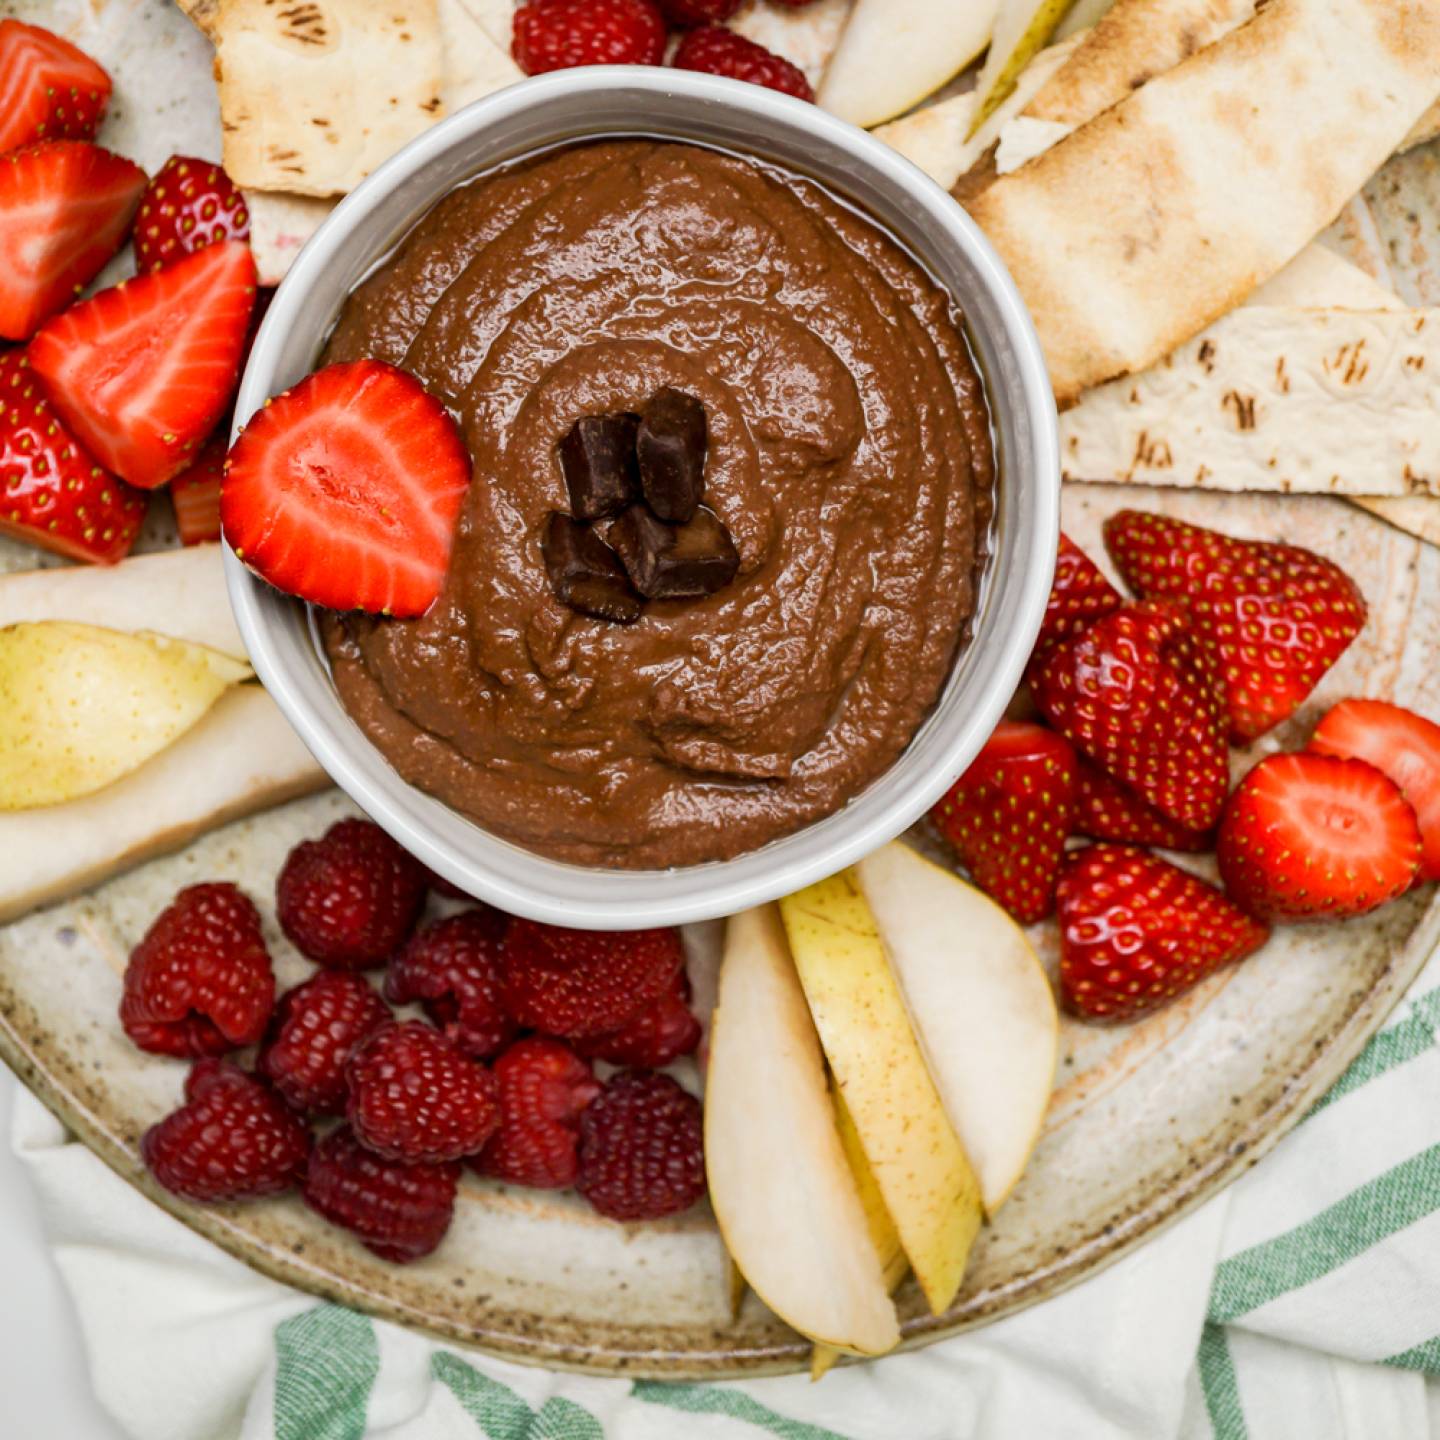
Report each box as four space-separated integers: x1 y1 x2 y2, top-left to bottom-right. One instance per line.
1217 752 1421 922
929 720 1078 924
346 1020 501 1164
1073 758 1214 853
120 883 275 1058
1104 510 1366 744
1309 698 1440 883
1026 532 1122 681
222 359 472 617
573 969 700 1068
1033 599 1230 832
512 0 667 75
0 21 111 154
257 971 392 1115
475 1037 601 1190
303 1125 459 1263
385 908 516 1060
500 920 685 1038
141 1059 310 1203
1057 845 1269 1023
658 0 742 22
276 818 427 969
134 155 251 274
576 1070 706 1221
672 27 814 100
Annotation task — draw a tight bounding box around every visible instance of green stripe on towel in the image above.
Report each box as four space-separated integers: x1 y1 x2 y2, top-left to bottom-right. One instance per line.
1307 990 1440 1119
1196 1324 1248 1440
432 1352 604 1440
273 1306 380 1440
631 1381 858 1440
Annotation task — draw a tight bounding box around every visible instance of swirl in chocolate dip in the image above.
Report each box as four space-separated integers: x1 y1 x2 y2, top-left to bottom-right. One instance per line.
321 139 994 869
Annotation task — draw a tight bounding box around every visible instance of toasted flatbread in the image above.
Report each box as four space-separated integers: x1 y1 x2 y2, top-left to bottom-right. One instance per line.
731 0 851 85
968 0 1440 403
244 189 337 285
215 0 445 197
175 0 220 37
1401 97 1440 150
439 0 522 111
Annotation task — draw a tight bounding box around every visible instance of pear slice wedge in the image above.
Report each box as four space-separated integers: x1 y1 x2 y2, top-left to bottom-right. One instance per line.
969 0 1080 134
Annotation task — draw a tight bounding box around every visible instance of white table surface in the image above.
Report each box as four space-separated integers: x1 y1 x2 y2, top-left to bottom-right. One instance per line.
0 1064 128 1440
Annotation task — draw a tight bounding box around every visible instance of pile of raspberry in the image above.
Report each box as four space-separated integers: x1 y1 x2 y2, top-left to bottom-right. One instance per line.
513 0 819 102
121 818 705 1265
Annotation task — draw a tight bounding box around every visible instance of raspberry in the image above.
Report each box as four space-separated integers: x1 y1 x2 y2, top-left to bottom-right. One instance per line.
346 1020 501 1164
303 1125 460 1263
141 1060 310 1203
500 921 685 1038
120 883 275 1057
573 969 700 1068
659 0 742 23
474 1038 601 1190
385 908 517 1059
512 0 667 75
575 1070 705 1220
257 971 393 1114
671 27 814 100
276 819 427 969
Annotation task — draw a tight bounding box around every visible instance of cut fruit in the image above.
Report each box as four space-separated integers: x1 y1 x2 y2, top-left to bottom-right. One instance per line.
706 904 901 1358
780 872 982 1317
0 620 252 810
969 0 1078 134
854 842 1058 1215
817 0 1001 129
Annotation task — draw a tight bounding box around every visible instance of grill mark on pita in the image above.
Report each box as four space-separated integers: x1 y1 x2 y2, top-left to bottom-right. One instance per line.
1222 391 1257 428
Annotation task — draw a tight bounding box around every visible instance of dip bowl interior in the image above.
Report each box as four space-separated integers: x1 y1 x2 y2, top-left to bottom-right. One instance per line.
226 68 1060 928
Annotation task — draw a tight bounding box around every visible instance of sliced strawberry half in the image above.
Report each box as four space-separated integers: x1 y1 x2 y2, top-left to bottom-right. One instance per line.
1309 698 1440 883
134 155 251 274
222 360 472 616
169 432 225 546
1104 509 1366 744
0 142 146 342
929 720 1078 924
1217 752 1422 922
0 348 145 563
1026 531 1121 681
0 20 112 154
1074 758 1214 853
28 239 257 488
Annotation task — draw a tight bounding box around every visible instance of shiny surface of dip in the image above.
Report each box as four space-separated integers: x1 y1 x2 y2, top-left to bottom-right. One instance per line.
323 140 994 868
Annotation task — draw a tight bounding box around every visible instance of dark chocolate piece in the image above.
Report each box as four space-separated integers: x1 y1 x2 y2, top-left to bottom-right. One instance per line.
610 504 739 600
541 512 642 624
558 412 640 520
637 388 706 523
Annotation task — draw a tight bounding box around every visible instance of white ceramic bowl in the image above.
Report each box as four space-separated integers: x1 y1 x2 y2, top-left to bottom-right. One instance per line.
226 68 1059 929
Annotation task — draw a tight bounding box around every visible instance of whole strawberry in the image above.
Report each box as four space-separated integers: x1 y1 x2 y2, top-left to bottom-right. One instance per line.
1033 599 1229 832
346 1020 501 1164
1074 758 1213 853
573 969 701 1069
672 27 814 99
134 155 251 274
0 349 146 563
303 1125 460 1263
512 0 666 74
120 883 275 1057
500 920 685 1038
1026 532 1121 681
257 971 392 1115
475 1037 601 1190
659 0 742 20
1104 510 1366 744
1057 845 1269 1023
929 721 1077 923
1217 753 1421 922
385 908 517 1060
576 1070 705 1220
141 1059 310 1202
276 818 427 969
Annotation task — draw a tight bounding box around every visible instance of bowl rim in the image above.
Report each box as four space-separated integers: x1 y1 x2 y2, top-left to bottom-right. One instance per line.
226 67 1060 927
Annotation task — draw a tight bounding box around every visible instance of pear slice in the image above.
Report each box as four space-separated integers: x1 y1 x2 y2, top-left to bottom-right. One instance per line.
817 0 1002 130
969 0 1080 135
854 842 1058 1216
0 622 252 810
706 905 901 1358
780 872 982 1317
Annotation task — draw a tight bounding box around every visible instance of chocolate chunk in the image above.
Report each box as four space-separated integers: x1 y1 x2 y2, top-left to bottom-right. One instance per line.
541 512 642 624
637 388 707 523
610 504 739 600
558 412 640 520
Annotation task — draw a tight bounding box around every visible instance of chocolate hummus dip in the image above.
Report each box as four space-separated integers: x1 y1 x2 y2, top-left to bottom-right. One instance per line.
322 139 994 868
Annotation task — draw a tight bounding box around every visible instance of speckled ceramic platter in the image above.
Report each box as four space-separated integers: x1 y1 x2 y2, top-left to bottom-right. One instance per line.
2 0 1439 1382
